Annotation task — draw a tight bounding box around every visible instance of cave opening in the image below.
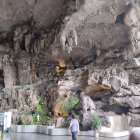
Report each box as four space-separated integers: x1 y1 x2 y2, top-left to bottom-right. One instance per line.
0 69 5 89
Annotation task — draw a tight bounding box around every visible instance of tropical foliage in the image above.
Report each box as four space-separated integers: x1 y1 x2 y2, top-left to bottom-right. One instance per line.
61 95 79 112
32 96 47 124
91 115 102 131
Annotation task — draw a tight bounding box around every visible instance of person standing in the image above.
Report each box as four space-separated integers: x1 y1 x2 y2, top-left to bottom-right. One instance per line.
69 115 80 140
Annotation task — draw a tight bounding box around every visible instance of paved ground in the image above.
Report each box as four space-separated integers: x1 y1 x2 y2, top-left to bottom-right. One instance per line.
1 133 129 140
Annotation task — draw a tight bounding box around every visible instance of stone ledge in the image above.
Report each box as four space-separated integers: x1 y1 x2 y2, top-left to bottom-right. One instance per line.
48 128 68 136
11 125 55 134
11 125 38 133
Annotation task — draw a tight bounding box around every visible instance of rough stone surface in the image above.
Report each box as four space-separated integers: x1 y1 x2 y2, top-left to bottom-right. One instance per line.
80 93 96 130
0 0 140 128
123 57 140 69
55 117 65 128
110 96 140 108
3 64 17 88
0 0 65 31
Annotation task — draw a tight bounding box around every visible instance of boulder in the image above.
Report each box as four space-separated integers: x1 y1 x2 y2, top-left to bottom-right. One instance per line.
110 96 140 108
88 66 129 92
129 108 140 114
80 93 96 129
124 7 139 27
130 85 140 95
123 58 140 69
55 117 65 128
58 80 79 95
109 76 129 92
114 88 132 97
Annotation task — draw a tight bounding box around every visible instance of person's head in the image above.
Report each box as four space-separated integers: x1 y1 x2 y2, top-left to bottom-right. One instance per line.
129 129 140 140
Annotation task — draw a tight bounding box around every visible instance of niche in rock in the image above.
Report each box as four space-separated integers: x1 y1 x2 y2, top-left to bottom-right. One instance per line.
115 13 125 24
0 69 4 89
101 104 129 114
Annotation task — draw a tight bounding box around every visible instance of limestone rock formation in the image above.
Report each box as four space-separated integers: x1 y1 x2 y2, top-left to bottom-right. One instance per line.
0 0 65 31
0 0 140 129
80 93 96 129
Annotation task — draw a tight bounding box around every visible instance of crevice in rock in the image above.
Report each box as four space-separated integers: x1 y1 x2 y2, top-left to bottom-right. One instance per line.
0 69 4 89
101 104 130 114
115 13 125 24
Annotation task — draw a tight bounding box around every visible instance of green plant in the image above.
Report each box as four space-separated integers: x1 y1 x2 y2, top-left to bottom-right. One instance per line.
46 116 55 125
32 114 38 125
37 103 46 115
61 95 79 112
91 115 102 131
65 115 72 127
38 115 46 125
32 96 47 125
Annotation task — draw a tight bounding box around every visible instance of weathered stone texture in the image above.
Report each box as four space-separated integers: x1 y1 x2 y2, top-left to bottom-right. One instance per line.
0 0 65 31
0 0 140 128
3 64 17 88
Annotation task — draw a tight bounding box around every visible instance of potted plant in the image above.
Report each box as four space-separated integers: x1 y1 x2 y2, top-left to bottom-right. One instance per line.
91 115 102 138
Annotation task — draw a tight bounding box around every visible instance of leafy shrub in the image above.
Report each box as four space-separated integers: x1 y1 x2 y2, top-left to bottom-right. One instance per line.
46 116 55 125
38 115 46 125
61 95 79 112
65 115 72 127
91 115 102 131
37 103 46 115
32 96 47 125
32 114 38 125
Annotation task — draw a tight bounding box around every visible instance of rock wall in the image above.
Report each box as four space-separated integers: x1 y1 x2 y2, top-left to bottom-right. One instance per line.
55 0 140 128
0 0 139 128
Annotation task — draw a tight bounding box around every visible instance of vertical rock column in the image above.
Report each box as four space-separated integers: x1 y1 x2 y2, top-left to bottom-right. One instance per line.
3 64 17 88
17 51 31 85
